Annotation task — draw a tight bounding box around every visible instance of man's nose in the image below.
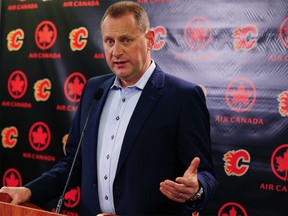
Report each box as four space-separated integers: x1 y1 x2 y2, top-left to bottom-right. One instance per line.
112 42 123 57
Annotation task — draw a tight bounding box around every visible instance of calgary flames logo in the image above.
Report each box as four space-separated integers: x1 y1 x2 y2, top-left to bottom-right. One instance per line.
278 91 288 117
2 127 18 148
152 26 166 51
7 29 24 51
34 78 51 101
223 149 250 176
233 25 258 51
69 27 88 51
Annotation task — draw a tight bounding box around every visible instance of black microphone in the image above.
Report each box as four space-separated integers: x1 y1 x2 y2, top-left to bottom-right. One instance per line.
55 88 104 213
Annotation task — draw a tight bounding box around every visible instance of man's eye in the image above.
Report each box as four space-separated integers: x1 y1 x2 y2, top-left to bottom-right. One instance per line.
123 39 132 44
106 39 114 45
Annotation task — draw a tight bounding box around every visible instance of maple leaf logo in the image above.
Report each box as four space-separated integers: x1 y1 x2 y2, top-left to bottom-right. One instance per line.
279 18 288 48
68 76 84 99
277 91 288 117
188 22 208 42
29 122 51 151
8 70 28 99
64 72 86 103
5 172 19 187
225 77 256 113
230 82 252 105
184 16 212 50
64 187 81 208
275 149 288 181
11 74 25 95
222 206 237 216
32 126 47 146
35 21 57 50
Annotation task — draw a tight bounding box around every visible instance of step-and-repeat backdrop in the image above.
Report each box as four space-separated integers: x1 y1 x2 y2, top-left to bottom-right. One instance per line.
1 0 288 215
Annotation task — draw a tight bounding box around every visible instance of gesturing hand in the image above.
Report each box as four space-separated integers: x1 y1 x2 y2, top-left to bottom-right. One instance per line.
159 157 200 203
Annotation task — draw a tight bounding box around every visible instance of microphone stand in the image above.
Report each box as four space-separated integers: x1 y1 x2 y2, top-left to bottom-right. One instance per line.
55 89 103 213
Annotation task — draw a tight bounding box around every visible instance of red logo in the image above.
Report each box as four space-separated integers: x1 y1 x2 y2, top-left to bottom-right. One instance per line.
225 77 256 113
3 168 22 187
152 26 167 51
64 72 86 103
35 20 57 50
8 70 28 99
69 27 88 51
233 25 258 51
29 122 51 151
271 144 288 181
218 202 247 216
279 17 288 49
64 187 81 208
184 16 212 50
7 29 24 51
1 127 18 148
34 78 52 101
223 149 250 176
278 90 288 117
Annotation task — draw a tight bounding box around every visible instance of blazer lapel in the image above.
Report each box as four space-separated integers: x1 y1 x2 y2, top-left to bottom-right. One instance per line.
116 68 165 176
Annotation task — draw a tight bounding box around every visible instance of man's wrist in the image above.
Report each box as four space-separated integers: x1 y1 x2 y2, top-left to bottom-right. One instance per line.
189 184 204 202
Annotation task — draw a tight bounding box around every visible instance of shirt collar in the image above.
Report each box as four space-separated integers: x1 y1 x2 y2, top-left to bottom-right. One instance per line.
111 60 156 90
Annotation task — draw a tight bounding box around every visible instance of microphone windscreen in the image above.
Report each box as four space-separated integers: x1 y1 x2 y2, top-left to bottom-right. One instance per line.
94 88 104 101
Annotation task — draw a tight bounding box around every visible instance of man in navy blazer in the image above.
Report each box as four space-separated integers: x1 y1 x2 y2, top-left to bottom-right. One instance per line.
0 1 217 215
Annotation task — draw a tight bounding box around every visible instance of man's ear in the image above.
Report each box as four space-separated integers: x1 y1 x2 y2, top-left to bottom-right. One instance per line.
146 30 155 50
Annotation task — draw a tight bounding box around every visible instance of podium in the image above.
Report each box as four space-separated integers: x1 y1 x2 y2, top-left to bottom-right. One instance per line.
0 192 65 216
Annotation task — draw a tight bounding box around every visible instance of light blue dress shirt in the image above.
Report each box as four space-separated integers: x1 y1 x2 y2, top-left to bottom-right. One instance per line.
97 61 156 213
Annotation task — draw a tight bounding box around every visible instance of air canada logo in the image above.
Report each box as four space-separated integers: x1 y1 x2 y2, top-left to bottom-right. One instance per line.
64 72 86 103
152 26 167 51
233 25 258 51
2 126 18 148
223 149 250 176
35 21 57 50
225 77 256 113
278 90 288 117
271 144 288 181
64 187 81 208
69 27 88 51
279 17 288 49
218 202 247 216
7 29 24 51
34 78 52 101
2 168 22 187
184 16 212 50
8 70 28 99
29 122 51 151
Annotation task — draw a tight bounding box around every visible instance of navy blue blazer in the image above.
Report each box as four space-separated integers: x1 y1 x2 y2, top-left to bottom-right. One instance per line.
26 65 217 215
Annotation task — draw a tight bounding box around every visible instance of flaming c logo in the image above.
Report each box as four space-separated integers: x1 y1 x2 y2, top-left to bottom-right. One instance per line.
64 186 81 208
62 134 68 155
3 168 22 187
34 78 52 101
69 27 88 51
277 90 288 117
223 149 250 176
64 72 86 103
233 25 258 51
7 29 24 51
29 122 51 151
1 127 18 148
225 77 256 113
271 144 288 181
8 70 28 99
152 26 167 51
35 20 57 50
